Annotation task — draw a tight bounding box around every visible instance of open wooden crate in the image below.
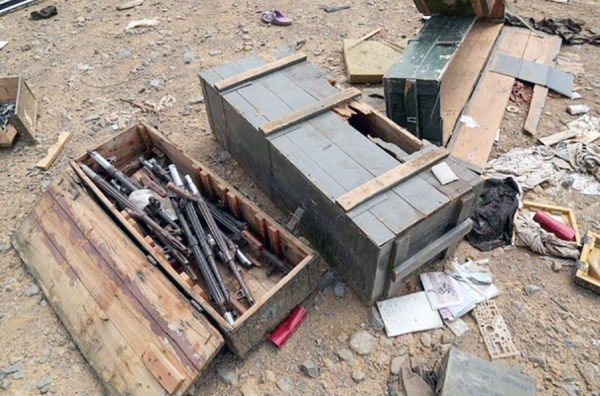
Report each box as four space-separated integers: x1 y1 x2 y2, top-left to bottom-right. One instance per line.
575 231 600 294
0 75 37 147
13 123 320 395
521 201 581 245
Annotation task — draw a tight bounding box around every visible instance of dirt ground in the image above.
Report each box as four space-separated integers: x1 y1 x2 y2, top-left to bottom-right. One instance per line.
1 0 600 395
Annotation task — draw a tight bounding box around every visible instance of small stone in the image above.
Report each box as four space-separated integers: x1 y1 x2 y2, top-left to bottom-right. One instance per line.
149 78 161 88
332 281 346 298
276 377 293 393
0 379 9 390
323 358 334 370
264 370 276 383
390 356 405 375
441 334 453 345
217 366 237 385
0 362 23 379
38 356 48 364
563 384 581 396
552 261 563 272
562 376 576 383
37 374 52 389
299 361 318 379
525 285 542 296
369 306 384 332
208 50 222 56
336 348 355 365
40 384 51 394
528 355 546 369
189 97 204 105
12 370 24 380
183 52 194 64
420 333 432 348
352 371 365 383
349 330 375 356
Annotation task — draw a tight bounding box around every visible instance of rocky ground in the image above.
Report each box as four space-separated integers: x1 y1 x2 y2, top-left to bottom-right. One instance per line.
0 0 600 395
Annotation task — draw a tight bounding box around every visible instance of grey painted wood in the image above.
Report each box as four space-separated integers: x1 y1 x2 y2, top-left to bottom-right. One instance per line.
369 193 421 234
271 134 347 200
392 176 450 216
352 211 395 247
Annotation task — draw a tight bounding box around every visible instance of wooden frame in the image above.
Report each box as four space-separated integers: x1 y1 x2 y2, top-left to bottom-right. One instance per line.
575 232 600 294
521 201 581 245
0 75 37 144
71 124 320 356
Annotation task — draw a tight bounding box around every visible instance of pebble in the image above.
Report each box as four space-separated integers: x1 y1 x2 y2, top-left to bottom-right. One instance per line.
37 374 52 389
349 330 375 356
299 361 319 379
332 281 346 298
369 306 384 332
563 384 581 396
183 52 194 64
217 366 237 385
390 356 405 375
12 370 24 380
208 50 222 56
0 362 23 380
528 355 547 369
26 283 41 297
352 371 365 383
264 370 276 383
276 377 293 393
420 333 432 348
525 284 542 296
336 348 355 365
0 379 9 390
441 334 453 345
552 261 563 272
323 358 334 370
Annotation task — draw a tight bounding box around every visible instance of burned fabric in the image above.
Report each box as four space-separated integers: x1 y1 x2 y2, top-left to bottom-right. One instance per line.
466 178 520 252
505 14 600 45
514 215 580 259
0 103 15 131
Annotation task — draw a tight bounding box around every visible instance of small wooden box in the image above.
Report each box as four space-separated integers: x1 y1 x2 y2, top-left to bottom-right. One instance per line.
13 124 320 396
0 75 37 147
200 52 483 303
413 0 504 17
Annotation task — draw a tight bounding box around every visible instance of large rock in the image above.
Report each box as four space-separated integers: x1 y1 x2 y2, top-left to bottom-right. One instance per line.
349 330 375 356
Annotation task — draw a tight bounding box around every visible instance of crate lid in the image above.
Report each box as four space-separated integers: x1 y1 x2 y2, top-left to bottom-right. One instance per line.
11 170 224 396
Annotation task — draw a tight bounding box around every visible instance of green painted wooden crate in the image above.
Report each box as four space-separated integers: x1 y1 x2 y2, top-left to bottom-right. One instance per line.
414 0 502 17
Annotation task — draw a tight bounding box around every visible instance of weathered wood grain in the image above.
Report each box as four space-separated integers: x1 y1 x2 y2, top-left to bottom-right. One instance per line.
36 131 71 170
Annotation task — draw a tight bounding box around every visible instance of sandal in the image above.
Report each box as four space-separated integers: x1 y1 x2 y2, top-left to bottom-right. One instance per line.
261 10 292 26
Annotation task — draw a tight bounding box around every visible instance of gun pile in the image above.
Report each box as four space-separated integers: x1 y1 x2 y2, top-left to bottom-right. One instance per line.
79 150 293 325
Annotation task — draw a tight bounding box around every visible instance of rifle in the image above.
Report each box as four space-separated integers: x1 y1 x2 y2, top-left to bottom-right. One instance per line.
167 167 255 306
88 150 141 193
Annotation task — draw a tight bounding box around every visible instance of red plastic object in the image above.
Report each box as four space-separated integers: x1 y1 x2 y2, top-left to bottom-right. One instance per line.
533 211 576 242
269 306 307 348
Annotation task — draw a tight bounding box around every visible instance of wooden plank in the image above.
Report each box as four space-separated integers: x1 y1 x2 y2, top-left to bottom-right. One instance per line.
0 124 17 147
448 27 532 170
215 53 307 92
142 344 186 395
538 130 577 146
36 131 72 170
392 176 450 216
0 76 18 103
369 193 422 234
440 22 503 144
336 147 448 211
523 35 562 136
259 88 362 136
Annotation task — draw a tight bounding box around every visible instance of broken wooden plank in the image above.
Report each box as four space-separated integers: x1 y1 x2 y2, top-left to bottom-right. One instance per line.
523 35 562 136
259 88 361 136
36 131 72 170
538 130 577 146
448 27 532 170
0 124 18 147
336 146 448 211
440 21 503 144
215 53 307 92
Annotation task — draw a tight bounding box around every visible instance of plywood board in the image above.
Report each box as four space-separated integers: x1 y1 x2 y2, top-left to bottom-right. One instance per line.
448 27 532 170
12 171 224 396
343 40 400 84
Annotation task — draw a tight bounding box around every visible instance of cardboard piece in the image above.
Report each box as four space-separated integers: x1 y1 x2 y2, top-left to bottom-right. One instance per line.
377 292 443 337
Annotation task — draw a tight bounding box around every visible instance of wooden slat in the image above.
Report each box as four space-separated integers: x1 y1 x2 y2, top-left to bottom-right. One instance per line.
259 88 362 136
36 131 72 170
538 130 577 146
0 124 18 147
336 147 448 211
440 22 503 144
142 343 186 395
214 53 307 92
523 35 562 136
448 27 532 170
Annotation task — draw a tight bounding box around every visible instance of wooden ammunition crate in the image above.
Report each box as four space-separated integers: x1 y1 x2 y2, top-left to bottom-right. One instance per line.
384 17 503 146
12 124 320 396
200 52 483 303
413 0 504 17
0 75 37 147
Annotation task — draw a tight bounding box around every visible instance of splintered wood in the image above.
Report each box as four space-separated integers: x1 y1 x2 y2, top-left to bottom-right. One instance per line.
473 300 520 360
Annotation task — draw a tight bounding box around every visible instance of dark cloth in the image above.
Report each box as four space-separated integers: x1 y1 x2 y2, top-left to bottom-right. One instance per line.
30 6 57 21
505 14 600 45
466 178 520 252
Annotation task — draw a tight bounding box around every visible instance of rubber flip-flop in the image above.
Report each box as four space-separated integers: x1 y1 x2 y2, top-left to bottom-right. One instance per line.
261 10 292 26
